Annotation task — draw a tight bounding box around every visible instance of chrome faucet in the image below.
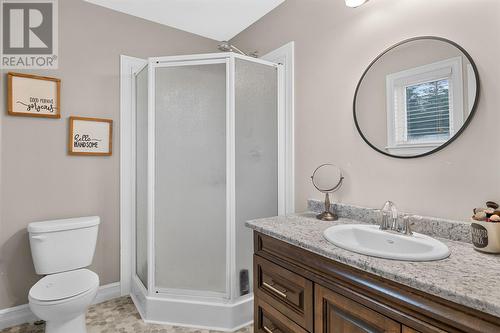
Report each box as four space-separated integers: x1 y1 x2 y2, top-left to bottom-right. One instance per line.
380 201 413 236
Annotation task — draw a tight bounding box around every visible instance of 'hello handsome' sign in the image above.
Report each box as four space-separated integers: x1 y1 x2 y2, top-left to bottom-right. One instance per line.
68 116 113 156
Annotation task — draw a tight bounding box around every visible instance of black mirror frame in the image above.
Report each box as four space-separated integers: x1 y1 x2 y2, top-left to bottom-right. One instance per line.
353 36 480 159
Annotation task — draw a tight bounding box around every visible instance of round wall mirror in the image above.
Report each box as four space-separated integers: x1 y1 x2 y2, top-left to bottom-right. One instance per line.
353 36 480 158
311 164 344 221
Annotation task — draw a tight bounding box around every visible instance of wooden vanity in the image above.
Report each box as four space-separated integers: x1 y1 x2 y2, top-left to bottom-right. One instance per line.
253 231 500 333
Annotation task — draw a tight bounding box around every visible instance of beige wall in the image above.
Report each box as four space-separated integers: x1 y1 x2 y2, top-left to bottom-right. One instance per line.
231 0 500 220
0 0 216 309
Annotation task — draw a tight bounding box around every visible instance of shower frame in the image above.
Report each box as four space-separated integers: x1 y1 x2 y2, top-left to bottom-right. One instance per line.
124 52 293 330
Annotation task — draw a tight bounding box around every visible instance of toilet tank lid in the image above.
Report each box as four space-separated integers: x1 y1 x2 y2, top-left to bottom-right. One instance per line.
28 216 100 233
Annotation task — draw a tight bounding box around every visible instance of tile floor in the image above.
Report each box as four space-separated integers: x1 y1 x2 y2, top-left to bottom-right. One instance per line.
1 297 253 333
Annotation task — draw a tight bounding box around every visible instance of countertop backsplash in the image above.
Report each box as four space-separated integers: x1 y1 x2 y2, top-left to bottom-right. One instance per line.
307 199 472 243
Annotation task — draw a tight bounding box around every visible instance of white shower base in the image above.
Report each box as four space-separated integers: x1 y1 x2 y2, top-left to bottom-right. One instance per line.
130 278 253 331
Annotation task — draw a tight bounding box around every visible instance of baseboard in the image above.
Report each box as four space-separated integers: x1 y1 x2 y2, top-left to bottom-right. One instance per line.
0 282 121 330
0 304 37 331
92 282 121 305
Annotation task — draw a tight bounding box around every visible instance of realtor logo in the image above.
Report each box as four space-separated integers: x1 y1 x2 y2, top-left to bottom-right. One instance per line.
1 0 58 69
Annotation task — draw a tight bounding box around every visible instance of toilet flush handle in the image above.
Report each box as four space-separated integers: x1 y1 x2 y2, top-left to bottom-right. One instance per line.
31 235 46 241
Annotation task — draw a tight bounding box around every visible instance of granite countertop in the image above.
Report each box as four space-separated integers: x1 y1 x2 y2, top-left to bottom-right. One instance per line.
246 213 500 318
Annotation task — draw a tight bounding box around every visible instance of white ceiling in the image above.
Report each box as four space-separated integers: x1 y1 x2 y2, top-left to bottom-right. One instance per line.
85 0 285 41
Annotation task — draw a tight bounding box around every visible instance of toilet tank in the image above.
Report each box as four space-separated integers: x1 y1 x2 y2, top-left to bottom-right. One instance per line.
28 216 100 275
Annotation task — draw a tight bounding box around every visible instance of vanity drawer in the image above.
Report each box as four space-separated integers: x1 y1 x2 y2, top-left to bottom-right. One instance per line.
254 255 314 331
256 298 309 333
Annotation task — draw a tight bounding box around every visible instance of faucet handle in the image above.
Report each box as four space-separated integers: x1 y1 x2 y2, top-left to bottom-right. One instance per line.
381 201 393 211
390 205 398 219
402 215 413 236
380 201 396 230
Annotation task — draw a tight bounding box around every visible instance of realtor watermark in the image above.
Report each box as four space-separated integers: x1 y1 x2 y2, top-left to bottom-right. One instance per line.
1 0 58 69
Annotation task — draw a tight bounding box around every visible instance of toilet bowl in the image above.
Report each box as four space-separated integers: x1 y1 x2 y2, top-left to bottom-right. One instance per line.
27 216 100 333
29 269 99 333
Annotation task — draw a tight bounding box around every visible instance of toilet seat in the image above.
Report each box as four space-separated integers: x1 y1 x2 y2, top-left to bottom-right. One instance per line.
29 269 99 302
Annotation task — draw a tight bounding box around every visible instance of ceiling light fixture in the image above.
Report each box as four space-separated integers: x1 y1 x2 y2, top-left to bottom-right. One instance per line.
345 0 368 8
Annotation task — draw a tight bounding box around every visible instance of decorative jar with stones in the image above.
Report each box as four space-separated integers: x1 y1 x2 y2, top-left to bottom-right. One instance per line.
471 201 500 253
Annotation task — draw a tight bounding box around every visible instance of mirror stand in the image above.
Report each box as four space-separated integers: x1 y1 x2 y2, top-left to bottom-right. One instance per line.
311 163 344 221
317 192 337 221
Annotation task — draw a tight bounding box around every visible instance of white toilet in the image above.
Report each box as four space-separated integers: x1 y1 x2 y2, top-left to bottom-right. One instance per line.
27 216 100 333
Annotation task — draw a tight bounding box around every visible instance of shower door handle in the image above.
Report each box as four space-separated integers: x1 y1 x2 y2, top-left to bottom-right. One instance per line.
263 282 287 299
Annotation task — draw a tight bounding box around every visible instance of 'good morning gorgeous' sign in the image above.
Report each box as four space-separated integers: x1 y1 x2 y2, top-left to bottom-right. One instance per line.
69 117 113 156
8 72 61 118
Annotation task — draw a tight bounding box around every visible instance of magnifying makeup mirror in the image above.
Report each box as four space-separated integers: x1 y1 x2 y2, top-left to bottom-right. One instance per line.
311 164 344 221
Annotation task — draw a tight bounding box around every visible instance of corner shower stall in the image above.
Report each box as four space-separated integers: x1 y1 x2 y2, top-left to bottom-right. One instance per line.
130 52 287 330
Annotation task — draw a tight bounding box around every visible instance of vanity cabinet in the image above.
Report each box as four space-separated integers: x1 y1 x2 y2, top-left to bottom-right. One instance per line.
253 231 500 333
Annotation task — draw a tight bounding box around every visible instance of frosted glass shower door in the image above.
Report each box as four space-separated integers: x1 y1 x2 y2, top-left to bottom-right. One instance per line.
135 65 148 288
235 59 279 296
154 62 228 297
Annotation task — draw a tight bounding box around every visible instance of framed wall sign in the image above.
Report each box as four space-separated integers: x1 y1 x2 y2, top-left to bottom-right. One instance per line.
7 72 61 118
69 116 113 156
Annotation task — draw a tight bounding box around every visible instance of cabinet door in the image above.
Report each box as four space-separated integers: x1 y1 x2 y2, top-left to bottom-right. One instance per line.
315 285 401 333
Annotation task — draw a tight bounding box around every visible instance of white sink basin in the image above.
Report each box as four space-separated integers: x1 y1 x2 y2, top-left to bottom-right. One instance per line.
323 224 450 261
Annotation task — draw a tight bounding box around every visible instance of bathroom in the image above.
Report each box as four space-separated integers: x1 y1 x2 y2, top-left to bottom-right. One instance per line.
0 0 499 332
